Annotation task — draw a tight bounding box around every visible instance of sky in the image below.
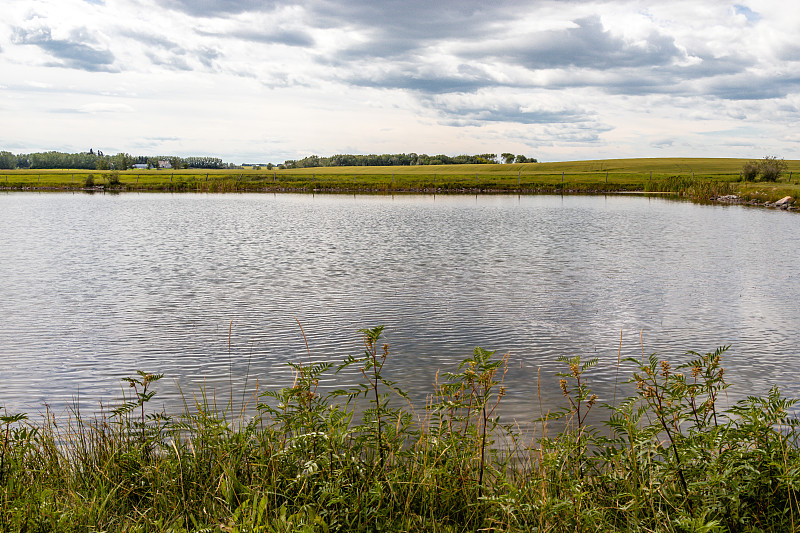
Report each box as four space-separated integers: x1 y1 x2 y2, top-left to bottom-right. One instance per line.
1 0 799 164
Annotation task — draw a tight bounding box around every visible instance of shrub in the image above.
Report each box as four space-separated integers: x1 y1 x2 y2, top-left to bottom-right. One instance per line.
107 171 121 187
758 155 788 182
742 161 759 181
84 174 95 187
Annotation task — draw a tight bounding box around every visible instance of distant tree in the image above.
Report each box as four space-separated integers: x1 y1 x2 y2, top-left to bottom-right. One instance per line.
501 153 515 164
0 151 16 169
96 157 109 170
112 153 133 170
515 155 537 163
169 156 184 170
266 163 274 170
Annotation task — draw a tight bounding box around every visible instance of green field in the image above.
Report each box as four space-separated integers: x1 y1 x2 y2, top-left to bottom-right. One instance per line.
1 157 799 203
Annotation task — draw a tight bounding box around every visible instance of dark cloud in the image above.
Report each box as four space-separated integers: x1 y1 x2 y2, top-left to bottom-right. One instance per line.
707 74 800 100
651 138 675 148
158 0 278 16
442 106 590 125
197 47 220 68
474 16 682 71
145 50 192 71
12 27 116 72
348 70 492 94
778 43 800 62
118 29 183 51
199 28 314 47
423 96 594 127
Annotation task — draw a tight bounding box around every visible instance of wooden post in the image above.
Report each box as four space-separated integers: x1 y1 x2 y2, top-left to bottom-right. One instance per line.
518 169 521 186
561 171 564 185
605 171 608 184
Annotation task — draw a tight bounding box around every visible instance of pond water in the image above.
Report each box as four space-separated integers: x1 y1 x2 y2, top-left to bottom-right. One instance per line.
1 192 798 424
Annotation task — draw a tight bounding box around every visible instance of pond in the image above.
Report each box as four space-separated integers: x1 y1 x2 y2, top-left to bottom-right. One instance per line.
1 192 798 424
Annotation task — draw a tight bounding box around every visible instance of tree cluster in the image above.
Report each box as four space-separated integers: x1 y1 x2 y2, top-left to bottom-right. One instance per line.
280 152 536 169
0 150 228 170
500 153 536 164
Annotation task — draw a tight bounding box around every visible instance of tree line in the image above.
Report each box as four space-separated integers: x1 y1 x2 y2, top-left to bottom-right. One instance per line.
280 152 536 169
0 150 228 170
0 149 538 171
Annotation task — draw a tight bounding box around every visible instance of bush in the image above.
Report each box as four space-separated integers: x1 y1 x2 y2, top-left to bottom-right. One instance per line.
758 155 788 182
107 172 121 187
742 161 759 181
84 174 94 187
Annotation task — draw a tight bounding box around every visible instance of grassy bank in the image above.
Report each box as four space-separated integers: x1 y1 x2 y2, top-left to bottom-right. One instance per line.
1 158 799 203
2 327 799 532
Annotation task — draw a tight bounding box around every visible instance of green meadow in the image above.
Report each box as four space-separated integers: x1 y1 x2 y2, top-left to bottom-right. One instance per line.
2 157 799 203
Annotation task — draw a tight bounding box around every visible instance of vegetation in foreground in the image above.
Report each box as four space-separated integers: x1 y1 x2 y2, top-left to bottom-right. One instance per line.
2 327 799 532
1 157 798 205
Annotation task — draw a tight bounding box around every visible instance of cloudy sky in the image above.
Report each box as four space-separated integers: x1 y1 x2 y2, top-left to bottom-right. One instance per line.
1 0 799 164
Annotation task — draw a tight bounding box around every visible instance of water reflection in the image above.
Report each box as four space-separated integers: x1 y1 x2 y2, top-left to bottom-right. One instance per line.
0 192 798 425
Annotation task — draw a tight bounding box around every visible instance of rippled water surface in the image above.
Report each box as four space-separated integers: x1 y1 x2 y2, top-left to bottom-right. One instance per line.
1 192 798 421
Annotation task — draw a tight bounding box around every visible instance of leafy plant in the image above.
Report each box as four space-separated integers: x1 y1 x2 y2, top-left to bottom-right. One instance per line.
758 155 788 182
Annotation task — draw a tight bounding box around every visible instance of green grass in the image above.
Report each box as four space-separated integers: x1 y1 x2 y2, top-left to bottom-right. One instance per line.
2 328 799 532
2 158 799 203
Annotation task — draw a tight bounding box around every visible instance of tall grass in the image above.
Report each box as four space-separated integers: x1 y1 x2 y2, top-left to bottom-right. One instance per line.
2 329 799 532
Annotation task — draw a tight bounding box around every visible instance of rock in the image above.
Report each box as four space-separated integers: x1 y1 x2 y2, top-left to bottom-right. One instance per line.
776 196 794 206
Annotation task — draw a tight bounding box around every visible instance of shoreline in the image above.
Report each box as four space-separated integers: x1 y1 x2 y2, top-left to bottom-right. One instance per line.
1 185 796 212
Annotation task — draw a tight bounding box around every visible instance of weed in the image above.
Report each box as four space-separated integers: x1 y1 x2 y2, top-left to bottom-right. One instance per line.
1 335 799 532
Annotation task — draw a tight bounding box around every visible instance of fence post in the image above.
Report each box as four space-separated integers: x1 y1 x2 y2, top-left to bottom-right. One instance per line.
518 169 521 186
561 171 564 186
605 171 608 184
